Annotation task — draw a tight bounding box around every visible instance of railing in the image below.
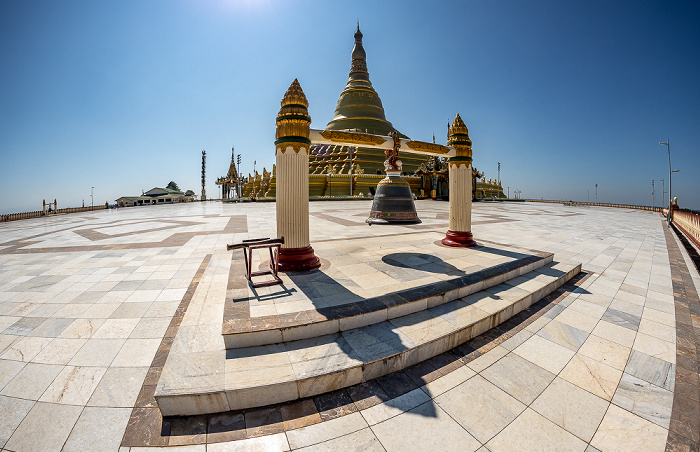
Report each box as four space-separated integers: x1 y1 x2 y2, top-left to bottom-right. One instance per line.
525 199 663 212
1 205 107 222
672 210 700 250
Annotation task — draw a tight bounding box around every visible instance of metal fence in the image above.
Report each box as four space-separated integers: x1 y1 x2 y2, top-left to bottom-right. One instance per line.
524 199 663 212
1 205 107 222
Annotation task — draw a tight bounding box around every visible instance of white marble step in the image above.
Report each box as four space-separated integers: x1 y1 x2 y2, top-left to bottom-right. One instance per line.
223 252 554 349
155 261 581 416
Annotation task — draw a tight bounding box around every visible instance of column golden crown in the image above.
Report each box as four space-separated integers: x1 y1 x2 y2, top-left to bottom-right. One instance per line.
447 113 472 158
280 78 308 108
276 79 311 147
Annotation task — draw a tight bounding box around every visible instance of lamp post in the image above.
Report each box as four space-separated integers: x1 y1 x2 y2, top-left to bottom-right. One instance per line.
497 162 501 185
595 183 598 203
660 179 665 208
651 179 654 211
236 153 242 199
91 187 94 209
660 140 671 224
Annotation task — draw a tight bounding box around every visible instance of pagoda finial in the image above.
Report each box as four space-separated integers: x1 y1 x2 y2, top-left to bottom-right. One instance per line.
276 79 311 148
448 113 472 157
280 78 308 108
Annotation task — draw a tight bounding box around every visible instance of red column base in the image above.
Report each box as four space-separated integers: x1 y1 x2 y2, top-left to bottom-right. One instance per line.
442 230 478 247
278 245 321 272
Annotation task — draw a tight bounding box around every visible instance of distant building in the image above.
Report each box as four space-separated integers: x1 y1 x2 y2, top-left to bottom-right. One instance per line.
116 186 196 207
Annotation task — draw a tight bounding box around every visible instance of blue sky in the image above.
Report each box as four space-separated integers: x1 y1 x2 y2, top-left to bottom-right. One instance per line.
1 0 698 214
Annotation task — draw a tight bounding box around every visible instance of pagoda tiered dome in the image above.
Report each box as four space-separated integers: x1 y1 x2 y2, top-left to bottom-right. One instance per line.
325 24 405 138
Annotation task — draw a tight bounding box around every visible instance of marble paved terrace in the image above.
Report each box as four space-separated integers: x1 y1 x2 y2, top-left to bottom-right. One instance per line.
0 200 698 451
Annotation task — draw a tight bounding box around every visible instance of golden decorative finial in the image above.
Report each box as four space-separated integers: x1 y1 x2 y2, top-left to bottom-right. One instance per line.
449 113 469 137
448 113 472 159
280 78 308 108
276 79 311 151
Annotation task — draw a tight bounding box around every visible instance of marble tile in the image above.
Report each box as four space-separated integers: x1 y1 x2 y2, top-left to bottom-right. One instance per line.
371 402 481 452
68 338 125 367
4 401 83 452
578 335 631 371
206 432 290 451
0 359 25 391
32 337 87 365
286 411 368 450
499 329 533 351
88 366 149 407
360 388 431 426
536 320 588 351
111 338 161 367
481 353 555 404
39 365 106 405
79 303 120 319
609 298 644 317
612 373 673 428
420 364 476 398
590 320 636 348
0 336 53 361
623 350 674 391
641 306 674 327
487 408 587 452
530 377 609 442
513 334 575 374
567 298 607 318
590 404 668 452
295 427 384 452
62 407 132 452
560 354 622 401
27 317 74 338
0 362 63 400
435 375 526 444
92 318 140 339
553 307 599 332
632 332 675 364
637 318 675 343
523 315 551 333
0 395 35 448
58 318 105 339
602 308 640 331
466 345 509 373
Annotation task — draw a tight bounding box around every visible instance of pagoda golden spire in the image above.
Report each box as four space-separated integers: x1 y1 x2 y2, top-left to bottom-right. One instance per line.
325 25 401 136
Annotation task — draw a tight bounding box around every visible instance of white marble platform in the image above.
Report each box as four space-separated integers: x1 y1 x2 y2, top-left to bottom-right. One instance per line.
155 260 580 416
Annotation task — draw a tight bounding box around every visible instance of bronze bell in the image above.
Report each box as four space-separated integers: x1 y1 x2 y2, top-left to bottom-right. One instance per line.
366 172 421 224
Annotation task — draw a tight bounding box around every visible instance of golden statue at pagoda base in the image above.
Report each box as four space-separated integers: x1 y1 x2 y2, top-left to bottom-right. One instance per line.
366 131 421 225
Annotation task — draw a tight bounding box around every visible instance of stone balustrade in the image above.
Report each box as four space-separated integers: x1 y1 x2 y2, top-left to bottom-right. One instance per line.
672 210 700 250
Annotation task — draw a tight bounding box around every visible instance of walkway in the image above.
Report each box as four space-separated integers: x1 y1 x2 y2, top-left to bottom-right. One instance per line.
0 201 697 451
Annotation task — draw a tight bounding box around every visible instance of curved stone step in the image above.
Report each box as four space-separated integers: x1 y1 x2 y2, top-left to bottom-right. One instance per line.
155 260 581 416
222 252 553 349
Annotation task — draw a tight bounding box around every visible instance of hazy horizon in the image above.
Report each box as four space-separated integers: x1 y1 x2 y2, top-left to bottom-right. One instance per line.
2 0 699 214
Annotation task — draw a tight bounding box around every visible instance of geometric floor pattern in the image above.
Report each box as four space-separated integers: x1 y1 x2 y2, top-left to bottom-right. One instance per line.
0 200 697 451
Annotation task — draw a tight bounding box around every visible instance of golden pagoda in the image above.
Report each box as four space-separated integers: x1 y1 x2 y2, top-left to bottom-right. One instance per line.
310 24 429 181
233 24 506 201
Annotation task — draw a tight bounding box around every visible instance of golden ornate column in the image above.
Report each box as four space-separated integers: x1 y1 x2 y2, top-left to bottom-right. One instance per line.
275 79 320 271
442 114 477 247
